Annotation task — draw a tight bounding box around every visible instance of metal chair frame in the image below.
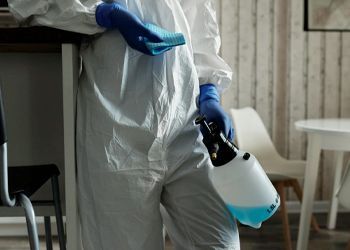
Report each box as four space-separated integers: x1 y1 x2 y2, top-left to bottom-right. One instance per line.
0 86 65 250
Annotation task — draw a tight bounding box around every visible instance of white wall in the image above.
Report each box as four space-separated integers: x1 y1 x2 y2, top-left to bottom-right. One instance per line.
219 0 350 200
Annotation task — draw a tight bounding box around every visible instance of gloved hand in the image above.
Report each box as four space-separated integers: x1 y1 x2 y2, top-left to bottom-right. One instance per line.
199 83 234 141
95 2 163 55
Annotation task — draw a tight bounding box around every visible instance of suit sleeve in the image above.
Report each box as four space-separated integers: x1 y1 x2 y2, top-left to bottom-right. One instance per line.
179 0 232 91
8 0 105 35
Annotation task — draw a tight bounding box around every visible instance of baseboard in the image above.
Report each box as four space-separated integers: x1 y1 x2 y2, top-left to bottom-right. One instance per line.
0 201 348 236
0 217 65 237
286 200 350 213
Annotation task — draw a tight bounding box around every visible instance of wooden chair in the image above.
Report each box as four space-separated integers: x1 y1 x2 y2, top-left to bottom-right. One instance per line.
230 107 319 250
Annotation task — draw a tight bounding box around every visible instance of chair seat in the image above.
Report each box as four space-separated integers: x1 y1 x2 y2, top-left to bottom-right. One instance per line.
6 164 60 200
259 159 306 181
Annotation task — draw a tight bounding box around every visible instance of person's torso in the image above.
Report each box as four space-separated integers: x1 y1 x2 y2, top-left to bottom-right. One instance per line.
78 0 200 144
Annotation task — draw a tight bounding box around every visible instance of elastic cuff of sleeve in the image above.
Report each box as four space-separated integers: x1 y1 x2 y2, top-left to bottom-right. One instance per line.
199 83 220 104
95 2 118 28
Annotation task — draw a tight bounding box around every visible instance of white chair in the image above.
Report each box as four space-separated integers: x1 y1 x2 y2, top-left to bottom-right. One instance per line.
230 107 319 250
338 162 350 250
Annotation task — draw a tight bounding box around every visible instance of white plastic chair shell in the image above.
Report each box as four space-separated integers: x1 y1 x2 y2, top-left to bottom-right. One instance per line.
230 107 306 181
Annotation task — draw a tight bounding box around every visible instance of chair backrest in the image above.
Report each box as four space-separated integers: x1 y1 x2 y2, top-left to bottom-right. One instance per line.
0 82 14 207
230 107 283 162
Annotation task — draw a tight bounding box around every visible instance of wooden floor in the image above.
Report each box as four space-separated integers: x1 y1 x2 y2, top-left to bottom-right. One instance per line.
165 212 350 250
237 212 350 250
0 213 349 249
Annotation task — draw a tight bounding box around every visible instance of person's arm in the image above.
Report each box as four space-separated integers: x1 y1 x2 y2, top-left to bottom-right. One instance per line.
179 0 234 140
8 0 163 54
179 0 232 92
8 0 104 35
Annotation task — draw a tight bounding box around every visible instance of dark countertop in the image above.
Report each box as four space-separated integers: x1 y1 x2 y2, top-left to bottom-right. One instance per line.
0 26 83 44
0 26 84 52
0 12 84 52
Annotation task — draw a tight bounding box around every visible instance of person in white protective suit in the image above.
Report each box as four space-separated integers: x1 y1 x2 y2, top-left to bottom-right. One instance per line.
8 0 240 249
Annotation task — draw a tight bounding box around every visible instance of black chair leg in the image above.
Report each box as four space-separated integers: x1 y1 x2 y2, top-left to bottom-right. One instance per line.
51 176 66 250
44 216 53 250
17 193 40 250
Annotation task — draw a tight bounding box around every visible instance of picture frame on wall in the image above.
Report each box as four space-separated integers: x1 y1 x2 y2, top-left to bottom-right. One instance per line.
305 0 350 31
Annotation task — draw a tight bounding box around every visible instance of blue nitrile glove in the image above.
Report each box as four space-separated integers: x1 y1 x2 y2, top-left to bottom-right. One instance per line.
199 83 234 141
95 2 163 55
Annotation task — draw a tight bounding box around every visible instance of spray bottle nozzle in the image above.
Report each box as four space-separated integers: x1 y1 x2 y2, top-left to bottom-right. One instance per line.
195 116 213 134
196 116 238 167
195 116 220 161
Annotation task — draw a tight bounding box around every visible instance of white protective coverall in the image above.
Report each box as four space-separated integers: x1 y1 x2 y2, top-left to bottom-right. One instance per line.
8 0 240 249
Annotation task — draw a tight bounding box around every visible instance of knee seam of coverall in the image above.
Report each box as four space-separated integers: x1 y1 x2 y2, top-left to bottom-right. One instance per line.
212 182 240 246
173 203 239 250
78 155 106 249
164 173 240 250
77 132 106 249
169 200 196 250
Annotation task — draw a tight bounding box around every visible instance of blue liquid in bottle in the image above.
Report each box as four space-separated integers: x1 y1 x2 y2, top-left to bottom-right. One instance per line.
226 199 279 228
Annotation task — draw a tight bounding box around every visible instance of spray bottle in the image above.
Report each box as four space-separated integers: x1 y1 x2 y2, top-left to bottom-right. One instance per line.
196 116 280 228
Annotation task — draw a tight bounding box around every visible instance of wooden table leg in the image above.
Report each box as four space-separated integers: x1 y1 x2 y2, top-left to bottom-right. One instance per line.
275 181 292 250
